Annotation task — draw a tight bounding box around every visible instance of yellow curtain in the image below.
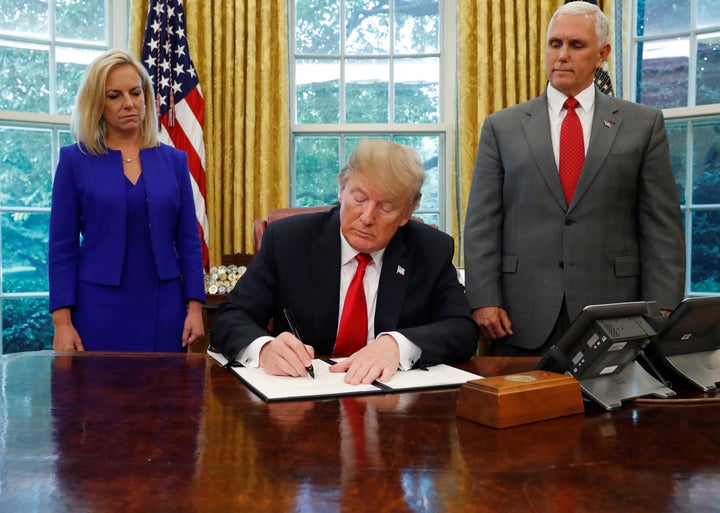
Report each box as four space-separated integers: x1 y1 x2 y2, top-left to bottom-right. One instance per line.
456 0 558 265
130 0 289 263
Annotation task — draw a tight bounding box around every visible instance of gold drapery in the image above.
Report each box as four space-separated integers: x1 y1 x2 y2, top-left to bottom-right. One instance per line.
130 0 289 263
129 1 612 264
456 0 557 264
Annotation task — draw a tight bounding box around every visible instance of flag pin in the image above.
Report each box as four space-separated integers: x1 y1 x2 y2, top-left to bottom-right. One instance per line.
397 265 405 276
604 120 613 128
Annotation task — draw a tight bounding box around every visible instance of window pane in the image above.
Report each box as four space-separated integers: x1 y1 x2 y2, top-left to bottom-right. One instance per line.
666 121 688 205
2 212 50 293
345 0 389 55
696 32 720 106
691 211 720 292
393 135 440 212
56 0 106 42
394 57 438 123
2 297 52 353
0 127 53 208
295 0 340 54
56 47 102 115
0 42 50 113
395 0 439 54
636 38 689 109
60 130 73 147
344 135 388 162
294 136 340 205
346 58 388 123
692 120 720 204
697 0 720 29
636 0 691 36
0 0 48 36
296 59 340 123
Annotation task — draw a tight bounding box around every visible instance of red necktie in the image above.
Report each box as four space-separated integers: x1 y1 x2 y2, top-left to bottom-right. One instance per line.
341 398 367 465
334 253 373 357
559 97 584 205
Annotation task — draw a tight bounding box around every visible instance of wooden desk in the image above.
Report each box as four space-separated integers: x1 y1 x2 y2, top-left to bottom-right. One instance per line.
2 351 719 513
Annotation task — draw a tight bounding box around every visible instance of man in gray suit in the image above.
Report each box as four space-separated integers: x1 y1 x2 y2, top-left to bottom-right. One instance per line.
463 1 685 355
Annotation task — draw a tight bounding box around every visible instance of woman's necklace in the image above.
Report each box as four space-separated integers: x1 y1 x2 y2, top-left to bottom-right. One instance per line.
123 154 140 163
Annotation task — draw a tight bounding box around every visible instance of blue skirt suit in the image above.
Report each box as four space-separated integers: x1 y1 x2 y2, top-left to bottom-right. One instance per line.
49 143 206 351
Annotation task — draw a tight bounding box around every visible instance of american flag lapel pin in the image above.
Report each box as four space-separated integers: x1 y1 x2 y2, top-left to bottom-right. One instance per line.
604 119 613 128
396 265 405 276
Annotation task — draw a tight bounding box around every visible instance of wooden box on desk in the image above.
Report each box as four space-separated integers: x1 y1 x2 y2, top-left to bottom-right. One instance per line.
456 371 584 429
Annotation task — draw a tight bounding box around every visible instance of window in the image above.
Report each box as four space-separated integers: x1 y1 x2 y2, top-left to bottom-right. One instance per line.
631 0 720 294
0 1 127 353
290 0 453 227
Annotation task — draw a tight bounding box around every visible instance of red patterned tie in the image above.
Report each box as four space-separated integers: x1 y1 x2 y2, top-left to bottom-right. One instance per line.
559 97 584 205
334 253 373 357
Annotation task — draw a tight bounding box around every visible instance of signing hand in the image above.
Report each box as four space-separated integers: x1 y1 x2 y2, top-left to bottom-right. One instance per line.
329 334 400 385
259 331 315 377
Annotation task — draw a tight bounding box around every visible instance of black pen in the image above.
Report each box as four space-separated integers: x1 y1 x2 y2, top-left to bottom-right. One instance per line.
283 308 315 379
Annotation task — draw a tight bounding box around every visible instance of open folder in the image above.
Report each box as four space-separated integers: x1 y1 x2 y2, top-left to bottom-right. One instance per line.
207 349 483 402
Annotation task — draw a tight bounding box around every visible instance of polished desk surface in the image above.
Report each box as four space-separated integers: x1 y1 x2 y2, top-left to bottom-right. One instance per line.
2 351 719 513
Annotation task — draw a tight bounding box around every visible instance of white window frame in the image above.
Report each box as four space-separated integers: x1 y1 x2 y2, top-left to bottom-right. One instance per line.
623 0 720 296
0 1 129 352
289 0 456 231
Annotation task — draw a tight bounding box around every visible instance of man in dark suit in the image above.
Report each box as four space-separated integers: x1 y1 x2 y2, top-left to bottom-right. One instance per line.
463 1 685 355
212 139 478 384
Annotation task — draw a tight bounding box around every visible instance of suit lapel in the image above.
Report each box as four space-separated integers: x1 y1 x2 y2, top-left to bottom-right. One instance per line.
311 210 343 346
375 230 410 334
522 92 568 210
569 88 620 210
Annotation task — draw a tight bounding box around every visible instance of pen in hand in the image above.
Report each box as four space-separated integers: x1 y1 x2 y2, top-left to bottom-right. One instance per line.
283 308 315 379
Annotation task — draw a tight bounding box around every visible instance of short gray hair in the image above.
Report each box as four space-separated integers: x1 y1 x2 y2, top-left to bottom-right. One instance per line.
548 2 609 47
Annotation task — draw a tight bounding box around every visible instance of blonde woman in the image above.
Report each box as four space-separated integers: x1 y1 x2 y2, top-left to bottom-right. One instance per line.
49 49 205 352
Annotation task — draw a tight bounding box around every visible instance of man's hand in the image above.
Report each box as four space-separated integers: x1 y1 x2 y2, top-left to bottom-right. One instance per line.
259 332 315 377
472 306 513 340
329 334 400 384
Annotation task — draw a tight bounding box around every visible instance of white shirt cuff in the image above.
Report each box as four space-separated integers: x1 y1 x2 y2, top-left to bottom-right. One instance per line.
236 336 273 368
380 331 422 370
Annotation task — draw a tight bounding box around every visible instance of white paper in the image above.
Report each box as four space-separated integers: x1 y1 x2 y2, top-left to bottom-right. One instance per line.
207 349 483 401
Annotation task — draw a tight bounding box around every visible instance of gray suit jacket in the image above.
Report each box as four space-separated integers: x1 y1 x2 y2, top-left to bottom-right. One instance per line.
463 87 686 350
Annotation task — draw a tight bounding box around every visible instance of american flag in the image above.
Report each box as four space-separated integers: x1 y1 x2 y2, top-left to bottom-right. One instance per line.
141 0 209 270
594 62 615 97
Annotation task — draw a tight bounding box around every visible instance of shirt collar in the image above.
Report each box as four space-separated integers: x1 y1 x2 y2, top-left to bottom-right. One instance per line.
547 83 596 117
339 229 385 266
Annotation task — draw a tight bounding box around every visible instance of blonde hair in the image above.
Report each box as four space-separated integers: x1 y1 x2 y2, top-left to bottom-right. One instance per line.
71 49 159 155
337 139 425 214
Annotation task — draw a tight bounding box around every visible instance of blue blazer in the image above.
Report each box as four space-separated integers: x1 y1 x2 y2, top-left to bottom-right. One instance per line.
49 143 206 311
211 206 479 365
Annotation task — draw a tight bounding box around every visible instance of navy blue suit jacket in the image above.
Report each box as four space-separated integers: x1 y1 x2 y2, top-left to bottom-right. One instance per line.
211 206 478 365
49 143 206 311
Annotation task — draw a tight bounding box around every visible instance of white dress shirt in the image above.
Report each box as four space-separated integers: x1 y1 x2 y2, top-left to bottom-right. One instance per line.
547 83 596 171
236 230 422 370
